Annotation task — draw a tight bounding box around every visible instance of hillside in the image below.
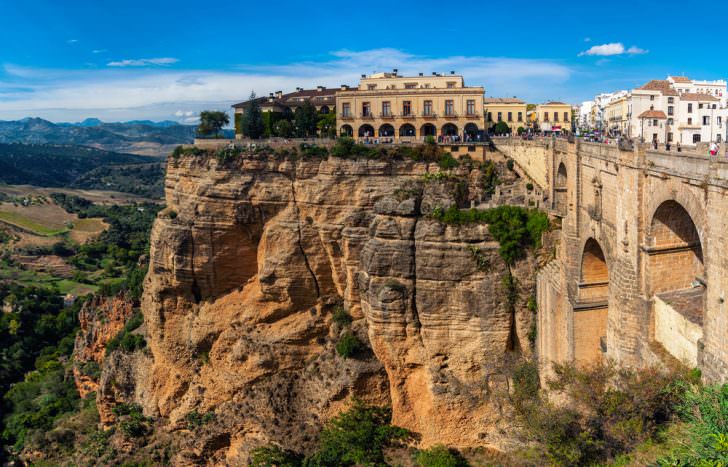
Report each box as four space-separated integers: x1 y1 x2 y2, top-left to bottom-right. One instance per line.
0 118 196 156
0 143 156 188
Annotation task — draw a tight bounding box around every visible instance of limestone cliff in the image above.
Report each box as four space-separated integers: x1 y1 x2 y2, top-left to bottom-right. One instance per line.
106 151 538 463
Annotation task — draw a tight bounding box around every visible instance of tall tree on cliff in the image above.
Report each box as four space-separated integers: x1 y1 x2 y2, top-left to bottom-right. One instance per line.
241 92 264 139
294 101 318 137
197 110 230 138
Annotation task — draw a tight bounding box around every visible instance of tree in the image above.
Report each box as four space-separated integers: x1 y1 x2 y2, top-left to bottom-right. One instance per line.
494 121 511 134
294 101 318 137
317 112 337 138
240 92 264 139
197 111 229 138
517 127 526 135
273 119 293 138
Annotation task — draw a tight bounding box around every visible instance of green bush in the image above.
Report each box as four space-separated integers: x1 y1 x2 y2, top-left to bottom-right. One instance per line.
526 182 534 191
415 445 469 467
506 159 515 171
331 305 352 327
184 410 216 430
304 400 411 466
106 311 145 355
336 332 363 359
438 153 459 170
251 446 303 467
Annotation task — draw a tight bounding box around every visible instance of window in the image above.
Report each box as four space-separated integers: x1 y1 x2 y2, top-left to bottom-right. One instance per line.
693 134 701 143
544 112 549 122
668 118 674 125
367 84 376 90
688 103 693 113
362 102 371 117
653 119 658 126
424 100 432 116
564 112 569 122
342 103 350 117
445 100 454 116
668 106 674 116
382 101 391 116
447 82 456 88
712 104 717 109
668 132 673 142
719 116 723 126
650 95 655 101
507 112 513 122
699 103 704 109
405 83 417 89
402 101 411 116
668 97 674 104
688 117 693 125
466 100 475 115
497 112 502 122
517 112 523 122
554 112 559 122
487 112 492 122
703 116 710 126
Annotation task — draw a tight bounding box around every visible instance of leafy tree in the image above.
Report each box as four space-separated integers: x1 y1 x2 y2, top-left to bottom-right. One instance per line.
415 445 469 467
494 121 511 134
316 112 337 138
273 119 294 138
240 92 265 139
517 126 525 135
197 111 229 138
303 400 411 466
294 101 319 137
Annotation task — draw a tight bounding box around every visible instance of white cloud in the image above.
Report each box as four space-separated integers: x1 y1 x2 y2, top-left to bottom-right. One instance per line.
0 49 573 121
107 57 179 67
66 39 78 44
579 42 648 57
92 49 108 54
584 37 592 42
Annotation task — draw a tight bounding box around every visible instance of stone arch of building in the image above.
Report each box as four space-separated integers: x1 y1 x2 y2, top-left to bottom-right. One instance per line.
340 124 353 137
574 237 609 365
399 123 416 137
358 124 375 137
464 123 479 137
421 123 436 136
378 124 395 137
644 186 707 250
441 123 459 136
319 105 330 114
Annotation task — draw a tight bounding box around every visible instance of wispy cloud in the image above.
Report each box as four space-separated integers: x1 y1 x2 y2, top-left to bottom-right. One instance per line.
0 49 573 121
107 57 179 67
92 49 108 54
579 42 648 57
584 37 592 43
66 39 79 44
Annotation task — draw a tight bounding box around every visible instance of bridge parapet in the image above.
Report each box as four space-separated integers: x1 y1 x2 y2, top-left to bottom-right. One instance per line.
646 149 728 187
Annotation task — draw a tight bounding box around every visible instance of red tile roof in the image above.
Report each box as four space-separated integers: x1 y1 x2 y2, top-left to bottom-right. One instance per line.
543 101 568 105
638 110 667 119
670 76 691 83
232 87 338 109
638 80 678 96
680 92 718 102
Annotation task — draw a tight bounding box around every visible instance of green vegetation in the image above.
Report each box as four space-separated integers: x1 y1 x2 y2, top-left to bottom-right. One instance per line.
294 101 319 137
0 210 68 236
336 332 363 359
197 110 230 138
252 400 411 466
331 305 352 326
112 403 152 438
494 121 511 134
414 445 469 467
431 205 549 264
510 361 721 466
239 92 265 138
105 311 145 354
480 160 499 195
72 163 165 198
0 143 151 187
184 410 216 430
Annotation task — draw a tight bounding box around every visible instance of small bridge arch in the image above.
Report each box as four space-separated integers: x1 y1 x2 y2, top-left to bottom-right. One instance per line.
554 162 568 214
574 237 609 365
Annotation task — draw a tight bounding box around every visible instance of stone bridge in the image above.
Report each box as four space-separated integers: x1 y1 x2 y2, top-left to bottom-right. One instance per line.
497 138 727 382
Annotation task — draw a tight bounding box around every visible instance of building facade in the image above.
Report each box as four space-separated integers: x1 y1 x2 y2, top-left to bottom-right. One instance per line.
335 71 486 142
535 102 573 134
483 97 527 133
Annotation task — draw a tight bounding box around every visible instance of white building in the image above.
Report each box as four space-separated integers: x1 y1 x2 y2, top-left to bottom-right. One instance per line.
668 76 727 107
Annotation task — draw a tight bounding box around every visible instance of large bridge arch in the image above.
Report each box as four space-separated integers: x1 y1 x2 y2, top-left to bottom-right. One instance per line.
574 237 609 365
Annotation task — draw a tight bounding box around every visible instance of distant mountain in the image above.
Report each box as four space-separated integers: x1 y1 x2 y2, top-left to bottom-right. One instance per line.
0 143 154 187
0 118 197 155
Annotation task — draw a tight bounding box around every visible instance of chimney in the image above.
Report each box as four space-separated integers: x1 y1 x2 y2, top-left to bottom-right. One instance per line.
419 72 423 76
340 84 350 91
450 70 455 75
275 90 283 98
432 72 437 76
393 68 398 75
361 74 366 78
317 85 325 92
269 92 274 97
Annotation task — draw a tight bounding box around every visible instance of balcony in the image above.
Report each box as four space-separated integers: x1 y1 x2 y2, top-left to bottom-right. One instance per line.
465 112 481 118
339 113 354 120
400 112 416 119
379 112 395 119
421 112 437 118
443 112 458 119
360 112 374 119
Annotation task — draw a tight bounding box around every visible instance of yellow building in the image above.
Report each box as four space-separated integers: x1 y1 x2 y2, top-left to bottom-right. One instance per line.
604 96 630 136
335 71 485 142
535 101 573 134
483 98 527 132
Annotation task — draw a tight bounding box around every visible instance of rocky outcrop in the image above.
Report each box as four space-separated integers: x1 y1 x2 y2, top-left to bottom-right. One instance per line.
107 152 537 463
73 293 135 399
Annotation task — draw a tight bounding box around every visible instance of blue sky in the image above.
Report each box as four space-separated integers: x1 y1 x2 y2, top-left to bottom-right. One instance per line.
0 0 724 122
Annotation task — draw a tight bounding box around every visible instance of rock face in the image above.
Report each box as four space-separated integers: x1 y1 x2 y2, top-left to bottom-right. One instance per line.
73 293 135 399
114 152 536 463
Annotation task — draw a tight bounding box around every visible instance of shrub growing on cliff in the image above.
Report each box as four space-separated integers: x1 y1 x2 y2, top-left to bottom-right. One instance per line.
331 305 352 327
415 445 469 467
304 400 411 466
250 445 304 467
335 332 362 359
106 311 145 355
438 152 459 170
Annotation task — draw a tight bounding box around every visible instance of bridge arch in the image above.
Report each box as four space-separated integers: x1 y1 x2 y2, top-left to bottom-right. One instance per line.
554 162 568 214
574 237 609 365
